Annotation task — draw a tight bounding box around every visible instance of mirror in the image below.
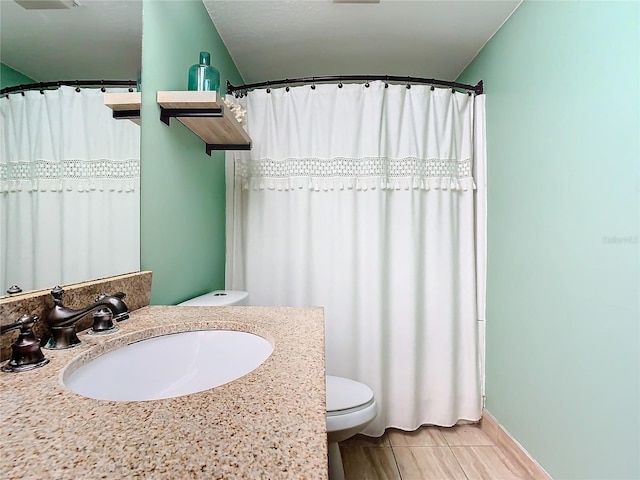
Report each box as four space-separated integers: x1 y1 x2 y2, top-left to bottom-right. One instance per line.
0 0 142 296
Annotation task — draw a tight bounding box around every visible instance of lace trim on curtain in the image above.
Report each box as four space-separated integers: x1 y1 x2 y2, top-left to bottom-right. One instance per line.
0 158 140 192
236 156 476 192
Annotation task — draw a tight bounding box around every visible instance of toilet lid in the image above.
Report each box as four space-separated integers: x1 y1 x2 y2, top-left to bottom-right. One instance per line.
178 290 248 306
326 375 374 413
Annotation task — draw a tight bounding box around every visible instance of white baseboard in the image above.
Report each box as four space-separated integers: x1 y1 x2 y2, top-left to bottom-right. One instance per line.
480 409 552 480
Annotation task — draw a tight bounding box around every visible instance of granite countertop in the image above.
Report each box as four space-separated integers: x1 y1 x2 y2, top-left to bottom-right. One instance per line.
0 306 327 479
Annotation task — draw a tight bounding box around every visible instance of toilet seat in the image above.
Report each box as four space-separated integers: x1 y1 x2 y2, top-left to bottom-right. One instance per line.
326 397 375 417
326 375 378 442
325 376 379 480
326 375 374 416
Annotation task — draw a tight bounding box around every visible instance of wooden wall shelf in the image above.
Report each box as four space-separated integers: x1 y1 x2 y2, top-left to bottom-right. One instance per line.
156 91 251 154
103 92 141 125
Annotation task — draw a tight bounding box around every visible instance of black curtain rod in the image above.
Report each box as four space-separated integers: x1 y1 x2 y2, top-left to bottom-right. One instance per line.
1 80 136 97
227 76 483 95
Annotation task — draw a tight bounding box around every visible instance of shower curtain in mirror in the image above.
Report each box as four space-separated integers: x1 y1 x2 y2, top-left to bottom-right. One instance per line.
226 82 486 434
0 86 140 292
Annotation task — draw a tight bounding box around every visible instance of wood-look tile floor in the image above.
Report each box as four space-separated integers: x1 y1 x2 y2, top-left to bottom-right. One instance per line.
339 424 532 480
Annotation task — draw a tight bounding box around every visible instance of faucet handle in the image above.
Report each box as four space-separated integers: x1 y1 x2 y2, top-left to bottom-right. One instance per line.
91 308 117 334
95 292 126 302
1 313 37 334
51 286 65 305
1 314 49 373
6 285 22 295
91 293 126 333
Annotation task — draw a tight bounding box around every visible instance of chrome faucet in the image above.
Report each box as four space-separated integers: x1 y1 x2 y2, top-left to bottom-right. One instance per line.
1 314 49 373
44 286 129 349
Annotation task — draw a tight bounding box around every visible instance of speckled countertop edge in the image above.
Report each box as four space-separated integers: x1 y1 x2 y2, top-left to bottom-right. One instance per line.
0 306 327 480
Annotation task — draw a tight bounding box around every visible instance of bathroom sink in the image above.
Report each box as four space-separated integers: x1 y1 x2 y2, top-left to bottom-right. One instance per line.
64 330 273 401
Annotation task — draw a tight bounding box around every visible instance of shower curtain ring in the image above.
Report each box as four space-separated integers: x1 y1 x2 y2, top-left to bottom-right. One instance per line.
266 82 271 94
75 81 81 93
100 80 106 93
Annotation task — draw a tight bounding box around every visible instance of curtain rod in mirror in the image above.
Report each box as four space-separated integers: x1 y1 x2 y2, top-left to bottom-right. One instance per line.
1 80 137 97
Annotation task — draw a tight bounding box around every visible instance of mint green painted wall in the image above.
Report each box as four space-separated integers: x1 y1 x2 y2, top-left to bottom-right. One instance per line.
1 63 35 88
141 0 243 305
459 1 639 478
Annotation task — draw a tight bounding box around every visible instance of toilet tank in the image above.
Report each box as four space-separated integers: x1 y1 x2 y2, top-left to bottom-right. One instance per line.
177 290 249 306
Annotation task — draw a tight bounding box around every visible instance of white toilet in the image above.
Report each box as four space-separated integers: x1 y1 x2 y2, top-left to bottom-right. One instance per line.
178 290 378 480
178 290 250 306
325 374 378 480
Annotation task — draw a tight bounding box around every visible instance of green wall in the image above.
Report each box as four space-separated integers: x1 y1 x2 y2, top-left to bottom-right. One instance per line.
0 63 35 88
458 1 639 478
141 0 243 305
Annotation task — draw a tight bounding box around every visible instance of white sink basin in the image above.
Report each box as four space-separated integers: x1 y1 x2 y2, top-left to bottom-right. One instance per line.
64 330 273 401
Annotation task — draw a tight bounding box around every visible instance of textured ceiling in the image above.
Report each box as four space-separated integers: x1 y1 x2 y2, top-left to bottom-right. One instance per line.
0 0 142 82
204 0 522 85
0 0 520 87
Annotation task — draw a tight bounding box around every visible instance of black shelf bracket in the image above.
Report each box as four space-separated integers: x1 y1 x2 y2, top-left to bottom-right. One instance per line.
112 110 140 121
205 143 252 156
159 106 224 126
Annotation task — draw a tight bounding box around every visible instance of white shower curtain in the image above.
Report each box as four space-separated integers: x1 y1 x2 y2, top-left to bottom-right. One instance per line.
0 86 140 292
227 82 486 434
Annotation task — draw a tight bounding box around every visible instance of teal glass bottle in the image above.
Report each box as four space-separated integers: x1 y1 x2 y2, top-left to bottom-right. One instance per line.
188 51 220 92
